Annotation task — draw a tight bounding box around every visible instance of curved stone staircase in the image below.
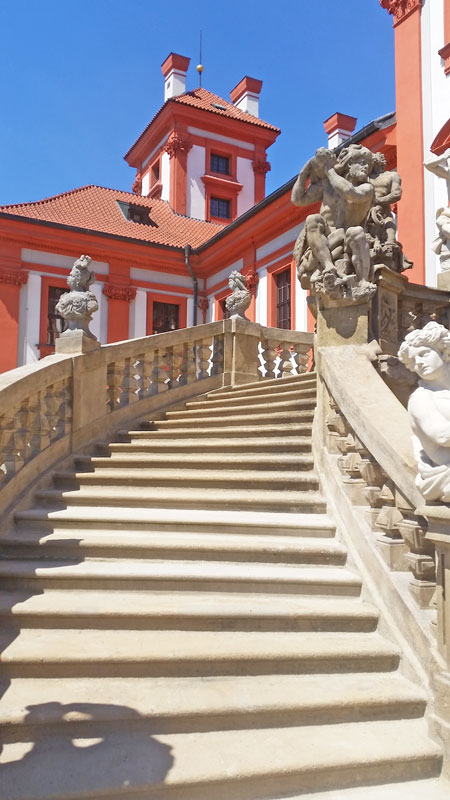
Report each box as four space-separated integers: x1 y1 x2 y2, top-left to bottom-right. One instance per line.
0 373 445 799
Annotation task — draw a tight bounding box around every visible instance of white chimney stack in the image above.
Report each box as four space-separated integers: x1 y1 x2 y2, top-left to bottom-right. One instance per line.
161 52 190 101
230 76 263 118
323 112 357 149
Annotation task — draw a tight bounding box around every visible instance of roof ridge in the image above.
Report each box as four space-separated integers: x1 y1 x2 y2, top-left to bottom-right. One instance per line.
0 184 99 210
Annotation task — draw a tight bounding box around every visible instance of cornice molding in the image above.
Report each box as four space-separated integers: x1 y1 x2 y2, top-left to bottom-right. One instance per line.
380 0 422 25
0 267 28 286
102 284 137 302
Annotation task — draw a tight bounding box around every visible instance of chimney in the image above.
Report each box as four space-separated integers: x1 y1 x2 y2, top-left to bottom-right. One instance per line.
323 112 357 149
230 76 263 117
161 52 190 101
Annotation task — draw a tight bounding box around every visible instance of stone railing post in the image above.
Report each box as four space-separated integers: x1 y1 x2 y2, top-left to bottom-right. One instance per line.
229 318 261 386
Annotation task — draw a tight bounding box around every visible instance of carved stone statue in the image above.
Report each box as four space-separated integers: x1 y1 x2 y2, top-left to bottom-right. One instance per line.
55 255 99 339
225 270 251 319
366 152 411 272
292 144 377 303
292 143 410 305
424 148 450 205
432 207 450 271
398 321 450 502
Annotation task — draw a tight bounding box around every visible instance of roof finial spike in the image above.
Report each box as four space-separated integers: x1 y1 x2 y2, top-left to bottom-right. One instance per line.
196 30 204 88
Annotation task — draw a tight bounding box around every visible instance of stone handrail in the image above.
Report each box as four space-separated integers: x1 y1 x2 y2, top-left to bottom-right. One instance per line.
0 318 312 516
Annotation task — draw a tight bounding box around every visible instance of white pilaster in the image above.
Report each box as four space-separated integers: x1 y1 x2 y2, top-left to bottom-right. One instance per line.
255 268 268 326
89 282 108 344
295 278 308 332
17 272 41 366
128 289 147 340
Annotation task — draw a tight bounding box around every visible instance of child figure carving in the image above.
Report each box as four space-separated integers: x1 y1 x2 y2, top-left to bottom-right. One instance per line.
398 321 450 502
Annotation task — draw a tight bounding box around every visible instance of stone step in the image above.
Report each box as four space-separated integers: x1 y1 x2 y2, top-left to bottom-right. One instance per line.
211 373 316 398
187 385 317 410
75 452 315 472
0 528 346 565
105 434 313 453
167 396 316 418
0 559 361 595
35 486 327 513
144 409 314 430
14 507 336 537
0 629 399 678
0 673 426 736
0 590 375 631
292 779 450 800
51 468 320 492
118 423 313 440
0 719 440 800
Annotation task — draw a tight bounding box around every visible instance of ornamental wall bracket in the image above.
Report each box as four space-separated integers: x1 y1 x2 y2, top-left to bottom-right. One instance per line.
102 284 137 302
132 175 142 195
245 269 259 290
0 267 28 286
198 297 209 313
252 160 271 175
163 132 192 159
379 0 422 25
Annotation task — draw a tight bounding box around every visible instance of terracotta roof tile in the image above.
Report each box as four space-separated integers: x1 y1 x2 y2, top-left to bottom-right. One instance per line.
125 88 280 158
0 185 224 249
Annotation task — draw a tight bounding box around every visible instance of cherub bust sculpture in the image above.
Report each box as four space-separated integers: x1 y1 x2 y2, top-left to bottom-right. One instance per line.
398 321 450 503
225 270 251 319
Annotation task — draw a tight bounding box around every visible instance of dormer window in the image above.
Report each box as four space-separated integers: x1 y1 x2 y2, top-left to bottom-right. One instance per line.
117 200 154 225
211 153 230 175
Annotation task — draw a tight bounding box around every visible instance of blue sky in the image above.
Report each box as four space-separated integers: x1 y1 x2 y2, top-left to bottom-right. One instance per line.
0 0 395 206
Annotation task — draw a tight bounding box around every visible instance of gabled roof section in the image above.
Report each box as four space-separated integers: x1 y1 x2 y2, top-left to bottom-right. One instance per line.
0 185 224 249
125 88 280 162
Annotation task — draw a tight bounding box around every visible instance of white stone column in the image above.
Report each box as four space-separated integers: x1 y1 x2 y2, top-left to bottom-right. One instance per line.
129 289 147 339
17 272 41 366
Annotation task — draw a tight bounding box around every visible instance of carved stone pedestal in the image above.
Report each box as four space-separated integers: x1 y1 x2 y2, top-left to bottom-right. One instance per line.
438 272 450 291
375 535 409 571
315 296 370 347
55 330 101 355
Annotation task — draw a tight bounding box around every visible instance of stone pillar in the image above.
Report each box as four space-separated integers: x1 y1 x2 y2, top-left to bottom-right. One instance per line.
315 295 370 348
230 317 261 385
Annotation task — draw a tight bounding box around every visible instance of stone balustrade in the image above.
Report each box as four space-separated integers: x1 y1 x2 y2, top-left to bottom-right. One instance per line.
0 318 312 517
313 342 437 676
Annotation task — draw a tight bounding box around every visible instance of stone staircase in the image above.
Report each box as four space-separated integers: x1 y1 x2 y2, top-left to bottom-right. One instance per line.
0 372 444 799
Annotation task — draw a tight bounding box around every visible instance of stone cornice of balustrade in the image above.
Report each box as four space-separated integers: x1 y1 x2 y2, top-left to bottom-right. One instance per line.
0 267 28 286
379 0 422 25
102 284 137 302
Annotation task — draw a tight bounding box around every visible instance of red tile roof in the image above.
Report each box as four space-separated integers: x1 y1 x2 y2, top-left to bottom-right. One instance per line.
125 88 280 159
0 185 224 249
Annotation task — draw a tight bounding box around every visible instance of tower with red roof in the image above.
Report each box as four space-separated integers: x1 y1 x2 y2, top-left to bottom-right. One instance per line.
124 53 280 222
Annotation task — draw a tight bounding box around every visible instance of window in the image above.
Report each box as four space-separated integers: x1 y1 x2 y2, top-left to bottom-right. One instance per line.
153 301 180 334
210 153 230 175
210 196 231 219
47 286 68 345
276 268 291 329
117 200 153 225
151 161 160 182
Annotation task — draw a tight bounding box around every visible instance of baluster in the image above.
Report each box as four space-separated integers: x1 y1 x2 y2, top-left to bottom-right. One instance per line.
0 412 23 483
262 339 280 379
195 338 212 380
106 361 124 411
185 343 197 384
278 342 295 378
396 504 436 608
210 335 224 376
150 349 170 394
172 343 187 386
296 342 311 374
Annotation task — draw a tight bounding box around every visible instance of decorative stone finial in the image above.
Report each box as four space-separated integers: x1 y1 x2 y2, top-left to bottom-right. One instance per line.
398 321 450 502
55 255 98 340
292 143 410 308
225 270 251 319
